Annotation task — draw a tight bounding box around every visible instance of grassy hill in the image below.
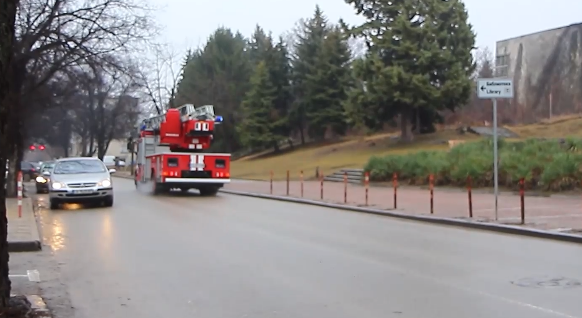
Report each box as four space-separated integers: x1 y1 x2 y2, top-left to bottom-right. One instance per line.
230 115 582 180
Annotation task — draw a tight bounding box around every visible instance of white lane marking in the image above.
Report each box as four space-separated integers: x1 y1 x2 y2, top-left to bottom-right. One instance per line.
27 269 40 282
9 270 40 282
471 289 579 318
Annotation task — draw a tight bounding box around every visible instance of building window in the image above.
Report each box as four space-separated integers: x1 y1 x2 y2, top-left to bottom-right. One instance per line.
495 54 509 77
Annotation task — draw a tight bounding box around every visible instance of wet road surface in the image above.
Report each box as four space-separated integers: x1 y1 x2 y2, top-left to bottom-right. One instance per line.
35 178 582 318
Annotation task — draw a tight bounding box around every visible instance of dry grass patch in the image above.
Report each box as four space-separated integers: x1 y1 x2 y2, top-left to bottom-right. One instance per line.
507 114 582 138
231 130 480 180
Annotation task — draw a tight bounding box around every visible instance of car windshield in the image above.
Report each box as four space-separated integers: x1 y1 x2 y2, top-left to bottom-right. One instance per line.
40 163 54 171
53 160 106 174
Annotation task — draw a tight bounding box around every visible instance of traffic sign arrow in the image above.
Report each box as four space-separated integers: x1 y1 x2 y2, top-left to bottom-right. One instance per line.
480 86 486 91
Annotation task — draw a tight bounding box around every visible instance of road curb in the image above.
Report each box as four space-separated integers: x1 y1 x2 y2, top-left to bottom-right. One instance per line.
8 241 41 252
9 198 42 252
219 189 582 244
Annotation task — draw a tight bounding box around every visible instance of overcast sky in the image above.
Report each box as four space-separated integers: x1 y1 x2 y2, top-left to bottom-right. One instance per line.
150 0 581 58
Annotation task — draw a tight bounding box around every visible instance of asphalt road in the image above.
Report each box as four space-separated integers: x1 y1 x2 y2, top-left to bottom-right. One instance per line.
33 178 582 318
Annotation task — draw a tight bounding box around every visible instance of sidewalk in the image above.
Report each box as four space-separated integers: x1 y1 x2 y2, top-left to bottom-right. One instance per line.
225 180 582 232
7 198 42 252
112 171 582 232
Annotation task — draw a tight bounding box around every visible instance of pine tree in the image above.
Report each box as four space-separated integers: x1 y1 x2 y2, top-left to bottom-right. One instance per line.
289 5 329 144
237 61 281 149
269 37 292 142
174 28 251 152
248 25 273 66
344 0 476 141
304 27 352 138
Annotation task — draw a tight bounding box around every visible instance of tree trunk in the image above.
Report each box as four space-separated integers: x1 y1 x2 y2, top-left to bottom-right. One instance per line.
400 111 414 142
272 141 280 153
414 108 421 134
5 151 16 198
0 0 21 309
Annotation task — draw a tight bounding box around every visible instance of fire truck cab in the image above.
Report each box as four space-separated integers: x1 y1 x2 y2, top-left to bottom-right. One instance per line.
134 104 231 196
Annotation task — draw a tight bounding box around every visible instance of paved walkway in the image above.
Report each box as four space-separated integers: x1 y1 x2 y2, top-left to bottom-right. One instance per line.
225 180 582 232
7 196 42 251
113 172 582 232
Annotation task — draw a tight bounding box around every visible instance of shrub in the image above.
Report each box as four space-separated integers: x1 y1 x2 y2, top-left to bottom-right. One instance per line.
365 138 582 191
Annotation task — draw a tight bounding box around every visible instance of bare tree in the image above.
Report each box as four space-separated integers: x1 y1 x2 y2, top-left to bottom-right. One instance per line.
0 0 154 310
137 43 185 115
3 0 155 198
63 59 141 159
0 0 22 313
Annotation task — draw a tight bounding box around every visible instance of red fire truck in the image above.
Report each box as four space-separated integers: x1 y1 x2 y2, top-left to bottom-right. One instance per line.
134 104 230 196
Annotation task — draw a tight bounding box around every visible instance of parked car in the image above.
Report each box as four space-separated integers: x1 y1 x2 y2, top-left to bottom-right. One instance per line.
48 157 116 209
102 155 126 168
35 161 55 193
21 161 39 182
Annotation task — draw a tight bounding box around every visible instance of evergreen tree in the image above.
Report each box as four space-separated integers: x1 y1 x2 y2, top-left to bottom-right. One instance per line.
248 25 273 66
175 28 251 152
269 37 293 143
247 28 292 149
304 27 352 138
344 0 476 141
237 61 282 149
289 5 329 144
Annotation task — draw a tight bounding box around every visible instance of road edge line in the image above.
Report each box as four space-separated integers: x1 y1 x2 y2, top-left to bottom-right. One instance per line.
219 189 582 244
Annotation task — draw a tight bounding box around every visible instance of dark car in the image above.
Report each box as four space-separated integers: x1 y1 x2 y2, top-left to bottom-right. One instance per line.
35 162 55 193
21 161 39 182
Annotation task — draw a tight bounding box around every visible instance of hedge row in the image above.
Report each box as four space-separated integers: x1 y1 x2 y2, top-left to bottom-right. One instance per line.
364 138 582 191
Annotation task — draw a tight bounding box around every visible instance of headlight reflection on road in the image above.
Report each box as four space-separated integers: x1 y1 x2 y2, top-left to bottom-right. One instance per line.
50 217 65 252
61 203 83 210
99 213 113 258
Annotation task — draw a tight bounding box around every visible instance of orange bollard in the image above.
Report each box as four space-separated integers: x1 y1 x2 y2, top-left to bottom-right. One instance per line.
286 170 290 196
364 172 369 206
429 174 434 214
344 171 348 203
519 178 525 224
300 170 304 197
393 172 398 209
467 176 473 218
320 171 324 200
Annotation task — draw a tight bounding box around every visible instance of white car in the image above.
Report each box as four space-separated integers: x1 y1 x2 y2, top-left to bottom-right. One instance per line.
47 157 116 209
102 155 126 167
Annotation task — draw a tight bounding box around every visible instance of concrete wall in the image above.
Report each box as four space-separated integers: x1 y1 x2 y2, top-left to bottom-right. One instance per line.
495 23 582 123
105 140 130 161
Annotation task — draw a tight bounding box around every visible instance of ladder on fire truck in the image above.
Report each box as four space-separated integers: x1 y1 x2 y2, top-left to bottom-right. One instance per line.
140 104 218 132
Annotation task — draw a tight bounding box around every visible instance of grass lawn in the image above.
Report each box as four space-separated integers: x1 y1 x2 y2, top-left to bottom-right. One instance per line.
231 115 582 181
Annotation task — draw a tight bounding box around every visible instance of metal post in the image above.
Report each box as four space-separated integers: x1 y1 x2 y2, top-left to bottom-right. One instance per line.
493 98 499 221
17 171 22 218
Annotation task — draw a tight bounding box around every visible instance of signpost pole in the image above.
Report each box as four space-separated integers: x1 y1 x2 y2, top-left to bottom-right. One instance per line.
492 98 499 221
477 78 513 223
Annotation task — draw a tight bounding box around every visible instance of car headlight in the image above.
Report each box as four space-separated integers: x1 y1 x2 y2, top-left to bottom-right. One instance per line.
51 182 63 189
100 179 111 187
36 176 46 183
